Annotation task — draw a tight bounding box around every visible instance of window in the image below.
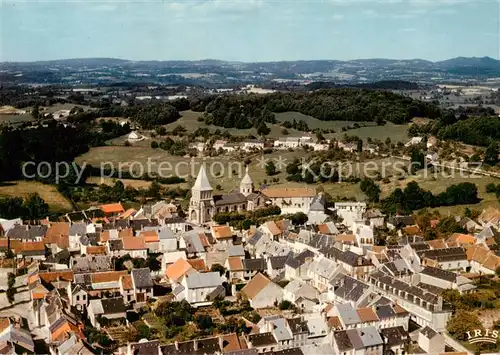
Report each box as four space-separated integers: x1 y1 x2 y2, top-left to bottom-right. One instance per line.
82 294 86 300
76 295 79 301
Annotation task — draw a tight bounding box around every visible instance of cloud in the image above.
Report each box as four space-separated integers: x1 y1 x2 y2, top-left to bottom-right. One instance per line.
197 0 268 14
401 28 418 32
363 9 379 18
91 4 117 12
332 14 345 20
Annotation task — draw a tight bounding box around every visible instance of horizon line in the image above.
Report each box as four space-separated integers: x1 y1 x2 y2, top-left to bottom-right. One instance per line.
1 55 498 65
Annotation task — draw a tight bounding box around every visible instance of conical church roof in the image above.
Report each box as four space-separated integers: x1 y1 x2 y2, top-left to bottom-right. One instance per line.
193 164 212 191
241 166 253 185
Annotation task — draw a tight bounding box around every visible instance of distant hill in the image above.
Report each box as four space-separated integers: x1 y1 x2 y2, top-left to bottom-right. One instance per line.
435 56 500 76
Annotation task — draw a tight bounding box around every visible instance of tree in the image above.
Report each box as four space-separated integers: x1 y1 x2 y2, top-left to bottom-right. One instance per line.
484 142 499 165
147 181 161 199
290 212 308 226
486 183 497 193
172 125 187 136
195 314 214 330
265 161 277 176
356 139 363 152
410 149 425 174
31 105 40 120
23 194 49 220
210 264 226 276
7 272 15 289
447 310 483 341
278 300 293 310
360 178 381 203
257 122 270 136
151 141 159 149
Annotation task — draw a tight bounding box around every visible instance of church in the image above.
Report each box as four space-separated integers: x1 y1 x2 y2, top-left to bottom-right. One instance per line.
189 165 267 225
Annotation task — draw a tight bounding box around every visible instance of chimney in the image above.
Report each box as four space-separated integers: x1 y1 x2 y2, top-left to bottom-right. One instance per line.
193 339 198 351
174 341 179 350
357 257 363 266
218 335 224 351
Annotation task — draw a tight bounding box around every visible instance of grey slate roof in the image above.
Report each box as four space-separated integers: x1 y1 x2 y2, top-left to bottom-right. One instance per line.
374 304 396 319
242 258 266 271
108 239 123 251
130 219 159 231
309 195 325 212
269 255 289 270
214 192 248 205
100 297 127 314
131 268 154 289
247 332 277 347
285 249 315 269
227 245 245 257
71 255 112 273
336 303 361 325
380 326 408 347
185 272 221 289
357 326 383 347
183 231 205 254
420 326 439 339
6 225 28 240
28 225 47 239
327 247 372 267
421 266 457 282
247 231 263 246
69 223 87 236
416 247 467 262
334 331 353 351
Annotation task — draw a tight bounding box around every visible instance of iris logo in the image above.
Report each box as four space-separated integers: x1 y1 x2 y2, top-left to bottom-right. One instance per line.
466 329 499 345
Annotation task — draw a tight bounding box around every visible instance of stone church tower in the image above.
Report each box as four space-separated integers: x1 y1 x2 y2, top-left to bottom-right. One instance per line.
239 166 254 196
189 164 214 224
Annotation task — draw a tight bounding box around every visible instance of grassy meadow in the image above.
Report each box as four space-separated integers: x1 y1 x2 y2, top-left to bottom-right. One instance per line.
0 181 73 213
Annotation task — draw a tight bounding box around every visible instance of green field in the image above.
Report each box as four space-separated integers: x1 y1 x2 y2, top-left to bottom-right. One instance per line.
0 114 33 124
0 181 73 213
275 111 373 130
330 122 409 143
163 110 305 138
76 146 314 192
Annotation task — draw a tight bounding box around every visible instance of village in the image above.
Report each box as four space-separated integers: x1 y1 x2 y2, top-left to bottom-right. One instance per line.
0 163 498 355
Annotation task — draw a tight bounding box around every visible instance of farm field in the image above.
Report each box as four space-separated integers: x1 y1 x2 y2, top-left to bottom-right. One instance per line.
275 111 373 130
86 176 188 190
163 110 311 138
76 145 500 213
77 147 311 192
0 181 73 213
0 114 33 124
330 122 410 143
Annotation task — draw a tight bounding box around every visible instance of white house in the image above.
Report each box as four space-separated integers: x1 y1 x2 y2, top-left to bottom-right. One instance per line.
405 136 423 147
354 222 374 247
283 279 319 312
335 202 366 226
243 141 265 151
261 187 316 214
130 268 154 303
88 298 128 329
240 273 283 309
67 284 88 311
178 271 224 305
417 326 445 354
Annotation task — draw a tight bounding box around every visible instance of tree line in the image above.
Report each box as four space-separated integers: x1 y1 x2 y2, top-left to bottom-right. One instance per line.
381 181 479 214
195 89 442 130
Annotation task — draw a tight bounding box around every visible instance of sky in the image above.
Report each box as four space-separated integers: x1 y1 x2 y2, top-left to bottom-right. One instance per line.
1 0 499 62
